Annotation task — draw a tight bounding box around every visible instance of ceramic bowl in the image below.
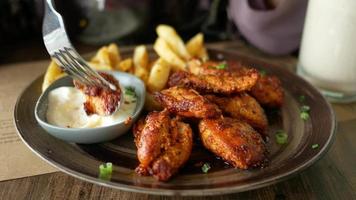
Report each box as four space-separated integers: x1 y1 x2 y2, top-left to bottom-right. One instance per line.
35 71 145 144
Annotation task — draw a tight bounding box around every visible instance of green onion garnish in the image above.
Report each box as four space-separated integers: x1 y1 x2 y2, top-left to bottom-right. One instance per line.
300 105 310 112
125 86 136 96
201 163 211 173
275 130 288 144
259 69 267 76
312 144 319 149
300 104 310 121
300 111 310 120
299 95 306 102
99 162 113 180
215 63 227 70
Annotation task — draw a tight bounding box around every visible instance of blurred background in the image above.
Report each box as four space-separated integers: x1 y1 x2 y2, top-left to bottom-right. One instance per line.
0 0 308 64
0 0 233 64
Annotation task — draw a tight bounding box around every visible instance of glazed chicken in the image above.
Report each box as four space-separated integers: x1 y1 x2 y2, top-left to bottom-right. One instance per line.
133 109 193 181
250 75 284 108
205 93 268 136
227 61 284 108
187 59 235 77
199 117 267 169
74 72 121 116
187 59 284 107
154 86 221 118
168 70 259 95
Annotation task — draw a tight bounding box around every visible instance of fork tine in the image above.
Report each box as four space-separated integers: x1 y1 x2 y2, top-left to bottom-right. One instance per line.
63 47 110 86
54 52 94 86
61 48 101 86
57 49 97 86
43 0 117 91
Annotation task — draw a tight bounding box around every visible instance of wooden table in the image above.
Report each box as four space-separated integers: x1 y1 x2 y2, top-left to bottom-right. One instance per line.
1 41 355 200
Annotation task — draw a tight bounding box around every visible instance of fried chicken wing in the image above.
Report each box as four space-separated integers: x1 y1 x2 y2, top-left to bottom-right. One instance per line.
73 72 121 116
226 61 284 108
199 118 267 169
205 93 268 136
187 59 284 107
133 109 193 181
154 86 221 118
250 75 284 108
168 70 259 95
187 59 228 76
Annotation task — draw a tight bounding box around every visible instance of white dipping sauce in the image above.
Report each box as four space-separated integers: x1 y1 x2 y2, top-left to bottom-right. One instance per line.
46 87 136 128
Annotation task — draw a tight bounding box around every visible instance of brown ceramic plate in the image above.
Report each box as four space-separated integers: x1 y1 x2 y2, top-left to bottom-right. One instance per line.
14 49 336 196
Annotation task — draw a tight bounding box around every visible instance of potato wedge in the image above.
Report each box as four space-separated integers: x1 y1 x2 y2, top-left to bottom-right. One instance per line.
197 47 209 61
90 47 112 68
116 58 133 72
133 45 149 69
133 45 150 82
107 43 121 66
186 33 204 57
88 62 112 71
42 60 66 92
147 59 171 92
153 38 186 71
134 67 149 82
156 25 191 60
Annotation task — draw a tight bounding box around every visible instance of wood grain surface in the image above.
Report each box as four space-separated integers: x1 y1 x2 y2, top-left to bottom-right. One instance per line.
0 41 355 200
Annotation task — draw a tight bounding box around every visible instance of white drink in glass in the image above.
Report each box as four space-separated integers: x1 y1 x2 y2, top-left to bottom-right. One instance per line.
297 0 356 102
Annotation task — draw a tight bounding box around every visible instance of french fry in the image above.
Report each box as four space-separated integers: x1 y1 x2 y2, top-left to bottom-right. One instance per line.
197 47 209 61
134 67 149 82
116 58 133 72
156 25 191 60
147 59 171 92
133 45 149 82
144 92 163 111
133 45 149 69
42 60 66 92
88 62 112 71
153 38 186 71
107 43 121 66
90 47 112 68
186 33 204 57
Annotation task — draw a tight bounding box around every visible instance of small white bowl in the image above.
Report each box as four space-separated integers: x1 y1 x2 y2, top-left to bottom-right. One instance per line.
35 71 145 144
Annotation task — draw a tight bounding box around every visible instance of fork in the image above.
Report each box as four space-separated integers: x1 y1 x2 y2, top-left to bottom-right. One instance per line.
42 0 116 90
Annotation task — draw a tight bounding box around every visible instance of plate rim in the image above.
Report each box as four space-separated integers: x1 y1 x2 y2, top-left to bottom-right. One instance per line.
13 48 337 196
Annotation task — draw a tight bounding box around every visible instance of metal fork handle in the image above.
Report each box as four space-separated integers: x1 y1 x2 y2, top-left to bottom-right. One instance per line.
43 0 71 56
43 0 117 90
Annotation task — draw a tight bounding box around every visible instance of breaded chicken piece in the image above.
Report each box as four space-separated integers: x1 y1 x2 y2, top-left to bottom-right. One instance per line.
250 75 284 108
199 117 267 169
188 59 284 107
199 118 267 169
73 72 121 116
133 109 193 181
154 86 221 118
226 61 284 107
168 70 259 95
187 59 227 76
205 93 268 136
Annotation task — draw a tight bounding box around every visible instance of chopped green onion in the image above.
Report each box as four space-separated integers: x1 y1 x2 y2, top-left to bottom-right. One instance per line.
312 144 319 149
299 95 306 102
125 87 136 96
300 105 310 112
300 111 310 120
259 69 267 76
275 130 288 144
99 162 113 180
215 63 227 70
201 163 211 173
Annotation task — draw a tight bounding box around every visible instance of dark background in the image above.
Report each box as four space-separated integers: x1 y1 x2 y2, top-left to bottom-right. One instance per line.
0 0 233 64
